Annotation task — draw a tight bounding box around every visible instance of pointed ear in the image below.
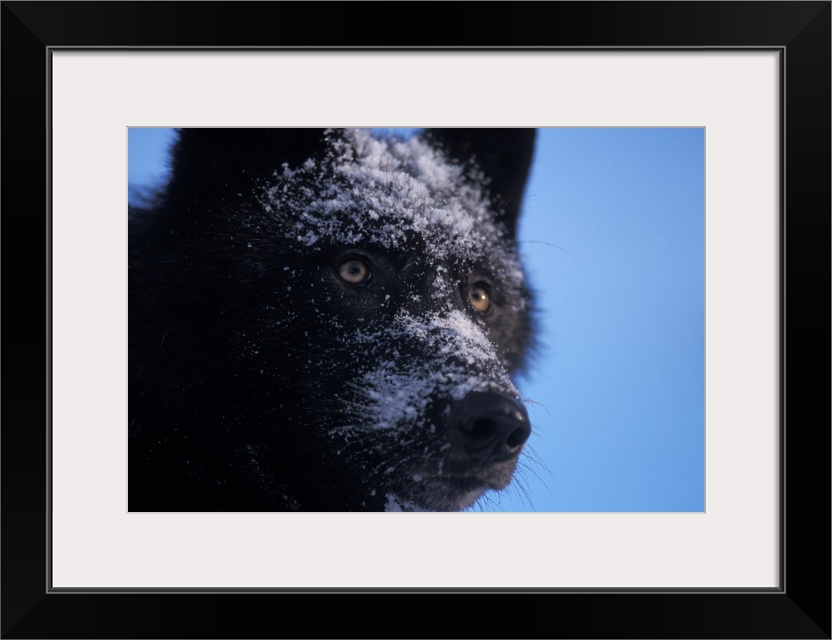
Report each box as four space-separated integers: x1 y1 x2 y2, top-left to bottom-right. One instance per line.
165 128 328 206
423 128 536 235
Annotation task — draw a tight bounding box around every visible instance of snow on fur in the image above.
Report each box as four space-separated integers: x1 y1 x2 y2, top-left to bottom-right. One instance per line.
261 129 526 293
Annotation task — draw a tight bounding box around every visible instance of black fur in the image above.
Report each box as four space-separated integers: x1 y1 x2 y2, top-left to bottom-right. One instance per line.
129 128 536 511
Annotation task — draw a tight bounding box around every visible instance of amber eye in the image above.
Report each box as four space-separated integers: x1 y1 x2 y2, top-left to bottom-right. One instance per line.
469 283 491 314
338 258 371 285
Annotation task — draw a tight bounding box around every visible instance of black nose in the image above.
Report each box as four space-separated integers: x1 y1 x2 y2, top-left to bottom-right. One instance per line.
447 392 531 464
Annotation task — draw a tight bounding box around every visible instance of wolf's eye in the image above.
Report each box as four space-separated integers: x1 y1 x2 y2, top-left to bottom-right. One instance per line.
338 258 371 285
469 283 491 314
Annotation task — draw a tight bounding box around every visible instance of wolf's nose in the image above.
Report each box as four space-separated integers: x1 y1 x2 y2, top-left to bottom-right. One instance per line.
448 392 531 463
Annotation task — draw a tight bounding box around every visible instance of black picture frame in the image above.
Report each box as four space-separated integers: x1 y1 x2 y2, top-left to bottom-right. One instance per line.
2 2 829 638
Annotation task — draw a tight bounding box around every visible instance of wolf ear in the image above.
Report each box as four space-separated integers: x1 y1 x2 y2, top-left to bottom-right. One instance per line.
423 128 536 235
165 128 327 206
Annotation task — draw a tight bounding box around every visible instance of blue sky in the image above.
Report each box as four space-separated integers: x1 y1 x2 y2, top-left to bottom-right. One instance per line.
128 127 705 513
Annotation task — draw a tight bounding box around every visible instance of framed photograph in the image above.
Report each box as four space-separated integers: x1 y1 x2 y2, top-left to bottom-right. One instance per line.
3 2 829 638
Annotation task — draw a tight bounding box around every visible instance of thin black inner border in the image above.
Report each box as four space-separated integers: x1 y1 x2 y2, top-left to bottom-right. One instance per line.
45 45 786 594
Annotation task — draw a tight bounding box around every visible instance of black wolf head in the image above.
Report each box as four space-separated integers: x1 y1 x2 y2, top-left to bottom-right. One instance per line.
129 128 536 511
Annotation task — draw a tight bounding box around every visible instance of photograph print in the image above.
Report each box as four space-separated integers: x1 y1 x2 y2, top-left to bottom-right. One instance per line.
128 127 704 513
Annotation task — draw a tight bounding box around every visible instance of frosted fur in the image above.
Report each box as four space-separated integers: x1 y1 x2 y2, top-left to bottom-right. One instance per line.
352 310 519 434
261 129 526 295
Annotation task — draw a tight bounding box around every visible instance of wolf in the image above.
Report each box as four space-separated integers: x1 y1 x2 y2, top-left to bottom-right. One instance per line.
128 128 536 512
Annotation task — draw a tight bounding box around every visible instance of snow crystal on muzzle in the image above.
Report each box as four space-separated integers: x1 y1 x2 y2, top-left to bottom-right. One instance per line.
354 309 518 432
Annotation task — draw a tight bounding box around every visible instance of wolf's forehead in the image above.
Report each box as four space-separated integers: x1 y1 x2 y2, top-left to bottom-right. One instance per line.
261 130 513 264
